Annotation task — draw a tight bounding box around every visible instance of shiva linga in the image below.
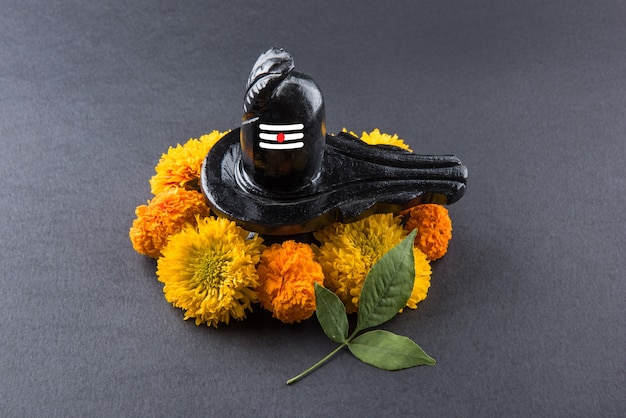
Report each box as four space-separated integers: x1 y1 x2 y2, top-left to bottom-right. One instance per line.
201 47 467 235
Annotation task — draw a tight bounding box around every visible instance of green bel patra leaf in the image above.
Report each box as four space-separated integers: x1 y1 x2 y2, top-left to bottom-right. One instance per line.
356 229 417 333
286 229 435 385
348 330 436 370
314 283 349 343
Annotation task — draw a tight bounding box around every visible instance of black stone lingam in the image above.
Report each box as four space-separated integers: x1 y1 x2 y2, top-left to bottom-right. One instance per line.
201 47 467 235
240 48 326 194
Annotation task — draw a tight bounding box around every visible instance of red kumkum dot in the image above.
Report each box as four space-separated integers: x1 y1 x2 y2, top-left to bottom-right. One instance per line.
277 132 285 143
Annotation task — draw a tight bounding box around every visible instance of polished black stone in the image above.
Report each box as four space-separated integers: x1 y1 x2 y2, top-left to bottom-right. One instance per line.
201 48 467 235
240 47 326 192
202 129 467 235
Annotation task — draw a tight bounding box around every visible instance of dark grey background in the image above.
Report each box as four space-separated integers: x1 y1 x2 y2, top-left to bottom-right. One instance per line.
1 1 624 416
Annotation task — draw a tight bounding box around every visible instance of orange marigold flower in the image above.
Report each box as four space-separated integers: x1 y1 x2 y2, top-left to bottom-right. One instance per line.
150 130 227 195
402 204 452 260
256 241 325 324
129 188 210 258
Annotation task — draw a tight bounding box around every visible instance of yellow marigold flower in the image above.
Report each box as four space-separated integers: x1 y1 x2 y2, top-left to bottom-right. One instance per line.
402 204 452 261
129 188 210 258
405 247 432 309
342 128 412 152
156 216 264 327
150 130 227 195
256 241 325 324
314 213 431 313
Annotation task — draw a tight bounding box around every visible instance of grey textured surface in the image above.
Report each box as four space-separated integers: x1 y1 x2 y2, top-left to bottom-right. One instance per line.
1 1 624 416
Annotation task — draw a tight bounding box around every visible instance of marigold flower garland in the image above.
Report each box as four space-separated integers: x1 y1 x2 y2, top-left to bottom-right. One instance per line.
129 129 454 327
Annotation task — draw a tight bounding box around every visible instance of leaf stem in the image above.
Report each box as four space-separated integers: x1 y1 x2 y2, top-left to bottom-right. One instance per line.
286 342 347 385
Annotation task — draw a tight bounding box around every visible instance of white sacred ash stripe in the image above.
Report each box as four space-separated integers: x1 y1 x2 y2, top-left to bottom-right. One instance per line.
259 123 304 131
259 132 304 141
259 142 304 150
